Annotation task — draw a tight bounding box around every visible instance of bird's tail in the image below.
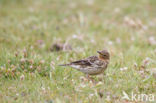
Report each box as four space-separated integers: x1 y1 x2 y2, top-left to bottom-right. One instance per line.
58 63 70 66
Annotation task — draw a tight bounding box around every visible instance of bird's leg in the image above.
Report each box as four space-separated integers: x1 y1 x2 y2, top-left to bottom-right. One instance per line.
86 74 91 80
86 74 96 83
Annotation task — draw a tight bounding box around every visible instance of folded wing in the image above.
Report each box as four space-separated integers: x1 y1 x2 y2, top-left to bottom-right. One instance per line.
70 56 98 66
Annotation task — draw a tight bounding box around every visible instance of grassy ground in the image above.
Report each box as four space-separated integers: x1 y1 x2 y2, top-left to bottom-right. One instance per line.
0 0 156 102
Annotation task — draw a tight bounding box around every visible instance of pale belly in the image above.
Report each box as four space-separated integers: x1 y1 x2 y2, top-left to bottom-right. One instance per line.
71 65 107 75
82 67 106 75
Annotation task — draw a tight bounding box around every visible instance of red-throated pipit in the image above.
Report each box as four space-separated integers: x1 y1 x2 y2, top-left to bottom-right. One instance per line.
59 50 110 80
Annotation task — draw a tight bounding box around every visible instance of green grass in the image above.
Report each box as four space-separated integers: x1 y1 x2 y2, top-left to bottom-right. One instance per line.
0 0 156 102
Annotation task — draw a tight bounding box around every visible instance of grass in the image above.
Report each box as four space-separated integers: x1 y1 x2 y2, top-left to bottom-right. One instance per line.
0 0 156 102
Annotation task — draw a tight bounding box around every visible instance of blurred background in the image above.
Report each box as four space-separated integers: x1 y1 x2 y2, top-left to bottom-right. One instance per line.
0 0 155 53
0 0 156 102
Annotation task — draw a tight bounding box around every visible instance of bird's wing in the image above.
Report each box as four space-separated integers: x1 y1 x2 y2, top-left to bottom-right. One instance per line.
70 56 98 66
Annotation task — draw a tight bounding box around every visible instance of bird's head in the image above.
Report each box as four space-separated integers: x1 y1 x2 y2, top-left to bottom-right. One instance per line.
97 50 110 61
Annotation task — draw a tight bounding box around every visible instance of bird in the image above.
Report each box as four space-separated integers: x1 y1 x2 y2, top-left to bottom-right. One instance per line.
59 50 110 79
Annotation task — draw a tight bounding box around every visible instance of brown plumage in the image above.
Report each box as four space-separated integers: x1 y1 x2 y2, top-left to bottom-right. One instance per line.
59 50 110 75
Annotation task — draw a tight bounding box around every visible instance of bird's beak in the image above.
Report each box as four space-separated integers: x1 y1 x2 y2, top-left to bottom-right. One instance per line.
97 51 102 55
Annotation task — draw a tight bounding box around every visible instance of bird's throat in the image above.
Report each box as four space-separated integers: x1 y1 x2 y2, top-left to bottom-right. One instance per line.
98 55 109 63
